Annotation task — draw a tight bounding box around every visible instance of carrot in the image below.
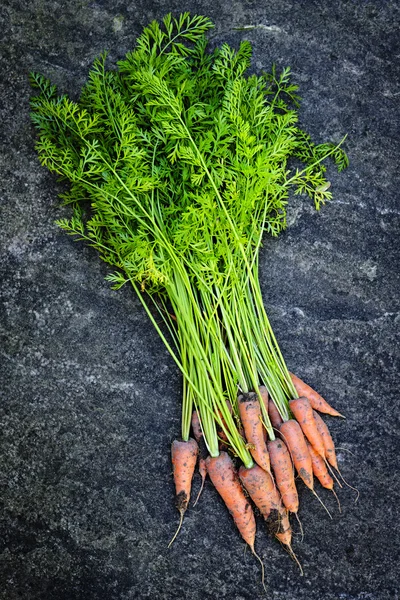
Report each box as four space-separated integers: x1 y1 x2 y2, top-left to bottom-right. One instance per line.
169 438 198 546
289 396 325 459
190 413 209 506
268 399 283 430
279 420 313 490
275 509 303 573
191 410 203 443
206 452 256 549
239 463 293 554
290 372 344 418
267 439 299 513
238 463 284 522
313 410 339 470
275 509 292 547
207 452 265 588
238 392 271 474
306 441 334 490
239 463 292 555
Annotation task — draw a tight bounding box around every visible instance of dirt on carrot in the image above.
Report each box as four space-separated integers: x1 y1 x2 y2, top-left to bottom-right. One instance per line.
238 463 285 534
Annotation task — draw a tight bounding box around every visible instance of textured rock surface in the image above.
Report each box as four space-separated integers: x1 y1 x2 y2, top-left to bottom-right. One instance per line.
1 2 399 599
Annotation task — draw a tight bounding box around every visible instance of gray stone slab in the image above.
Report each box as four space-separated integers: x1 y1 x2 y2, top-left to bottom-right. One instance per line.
1 1 399 599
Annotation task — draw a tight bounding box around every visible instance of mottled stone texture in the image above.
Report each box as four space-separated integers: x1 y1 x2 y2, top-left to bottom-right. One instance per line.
1 1 399 599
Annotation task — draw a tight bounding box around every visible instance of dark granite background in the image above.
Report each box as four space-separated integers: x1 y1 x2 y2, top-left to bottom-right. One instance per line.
1 1 399 599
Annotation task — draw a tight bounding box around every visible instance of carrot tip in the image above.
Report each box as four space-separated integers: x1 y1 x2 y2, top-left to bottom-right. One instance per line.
331 487 342 513
312 489 333 519
287 544 304 576
168 509 185 548
336 467 360 503
294 512 304 542
193 474 206 507
326 461 343 488
251 545 267 593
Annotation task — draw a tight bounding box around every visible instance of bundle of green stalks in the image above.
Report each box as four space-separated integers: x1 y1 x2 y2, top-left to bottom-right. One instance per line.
30 13 349 586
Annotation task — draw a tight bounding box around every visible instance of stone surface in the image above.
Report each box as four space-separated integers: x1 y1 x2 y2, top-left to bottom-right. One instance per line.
1 1 399 599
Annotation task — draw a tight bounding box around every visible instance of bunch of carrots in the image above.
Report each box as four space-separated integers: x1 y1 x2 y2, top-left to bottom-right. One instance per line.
173 373 346 574
29 13 350 585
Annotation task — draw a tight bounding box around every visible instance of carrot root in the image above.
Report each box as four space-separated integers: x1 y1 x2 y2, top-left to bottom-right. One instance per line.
294 512 304 542
331 486 342 512
312 489 333 519
168 511 184 548
335 466 360 503
275 511 303 574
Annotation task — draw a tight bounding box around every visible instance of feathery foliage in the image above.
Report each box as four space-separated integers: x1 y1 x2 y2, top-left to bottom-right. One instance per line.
30 13 348 459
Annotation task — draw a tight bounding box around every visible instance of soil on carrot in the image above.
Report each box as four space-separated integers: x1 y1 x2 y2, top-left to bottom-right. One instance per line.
265 509 281 537
299 468 312 486
238 392 257 405
176 490 188 511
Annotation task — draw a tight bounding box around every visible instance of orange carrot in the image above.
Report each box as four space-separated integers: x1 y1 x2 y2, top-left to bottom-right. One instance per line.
290 372 344 418
307 441 334 490
239 463 300 571
238 392 271 474
239 463 289 547
168 438 199 547
289 396 326 459
268 399 283 430
267 439 299 513
238 463 284 520
279 420 314 490
206 452 256 549
171 438 198 520
275 509 303 573
275 509 292 547
313 410 339 470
